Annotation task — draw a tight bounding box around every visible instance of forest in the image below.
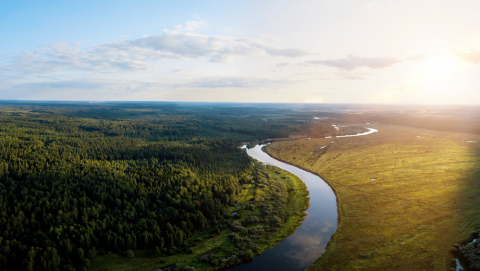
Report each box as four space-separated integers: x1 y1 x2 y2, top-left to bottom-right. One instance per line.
0 102 333 271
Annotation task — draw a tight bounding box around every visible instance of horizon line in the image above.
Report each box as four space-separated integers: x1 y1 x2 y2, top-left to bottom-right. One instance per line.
0 100 479 107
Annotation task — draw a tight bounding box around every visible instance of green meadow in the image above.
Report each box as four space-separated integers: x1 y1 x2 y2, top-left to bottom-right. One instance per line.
266 124 480 271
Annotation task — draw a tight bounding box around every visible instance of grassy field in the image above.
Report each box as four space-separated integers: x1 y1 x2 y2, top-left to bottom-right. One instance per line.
90 162 309 271
265 124 480 271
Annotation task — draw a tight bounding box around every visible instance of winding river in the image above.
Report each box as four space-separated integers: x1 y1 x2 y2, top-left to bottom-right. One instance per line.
225 144 338 271
223 127 474 271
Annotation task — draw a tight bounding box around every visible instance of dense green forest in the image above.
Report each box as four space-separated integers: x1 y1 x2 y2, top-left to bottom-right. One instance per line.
0 103 334 271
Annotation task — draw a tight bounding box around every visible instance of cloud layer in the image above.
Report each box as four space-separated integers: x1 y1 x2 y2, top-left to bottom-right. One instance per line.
455 50 480 64
174 20 208 31
1 27 309 75
182 76 292 88
3 76 293 96
10 81 109 90
307 55 401 71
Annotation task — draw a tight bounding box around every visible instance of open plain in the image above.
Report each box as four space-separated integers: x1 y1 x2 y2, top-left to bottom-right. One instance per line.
266 124 480 271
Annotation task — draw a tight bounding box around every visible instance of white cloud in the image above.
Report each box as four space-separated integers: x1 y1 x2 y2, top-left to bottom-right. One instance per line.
171 68 196 73
174 20 208 32
181 76 294 88
405 54 429 62
129 30 308 60
258 34 281 43
4 76 294 96
273 55 401 74
209 53 235 63
3 29 309 75
335 72 369 80
11 80 108 90
455 50 480 64
307 55 401 71
393 85 422 91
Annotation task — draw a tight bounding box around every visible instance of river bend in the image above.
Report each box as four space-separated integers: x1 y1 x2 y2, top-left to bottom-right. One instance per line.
225 144 337 271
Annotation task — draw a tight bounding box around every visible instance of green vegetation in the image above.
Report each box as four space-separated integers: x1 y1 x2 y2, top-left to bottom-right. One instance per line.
4 101 477 271
0 103 311 271
89 162 308 271
451 228 480 271
266 124 480 271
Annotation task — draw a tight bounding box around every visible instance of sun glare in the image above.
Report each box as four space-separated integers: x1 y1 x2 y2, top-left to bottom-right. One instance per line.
395 55 467 104
423 57 457 85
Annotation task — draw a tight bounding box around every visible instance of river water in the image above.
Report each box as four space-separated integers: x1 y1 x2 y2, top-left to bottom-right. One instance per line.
225 144 338 271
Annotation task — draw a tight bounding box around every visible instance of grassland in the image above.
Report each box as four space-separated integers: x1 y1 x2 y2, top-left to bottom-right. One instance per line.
265 124 480 271
90 162 309 271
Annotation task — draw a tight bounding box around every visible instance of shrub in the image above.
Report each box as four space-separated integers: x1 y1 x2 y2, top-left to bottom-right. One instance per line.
231 221 246 233
154 246 161 257
247 226 264 235
243 250 254 260
245 216 259 225
270 216 283 227
125 250 134 258
261 204 273 216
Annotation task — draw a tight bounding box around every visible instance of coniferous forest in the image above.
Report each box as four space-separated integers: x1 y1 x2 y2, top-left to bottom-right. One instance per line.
0 102 336 271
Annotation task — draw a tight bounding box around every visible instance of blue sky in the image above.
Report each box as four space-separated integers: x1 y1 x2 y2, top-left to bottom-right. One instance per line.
2 0 480 104
1 1 244 51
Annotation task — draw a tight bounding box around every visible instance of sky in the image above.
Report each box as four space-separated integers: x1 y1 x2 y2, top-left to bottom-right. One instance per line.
2 0 480 104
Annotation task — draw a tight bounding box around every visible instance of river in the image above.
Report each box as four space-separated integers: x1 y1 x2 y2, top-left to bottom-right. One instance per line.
225 144 338 271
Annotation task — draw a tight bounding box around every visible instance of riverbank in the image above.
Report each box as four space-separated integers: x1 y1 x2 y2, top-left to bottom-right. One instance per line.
89 161 309 271
230 144 337 271
260 145 343 249
266 125 480 271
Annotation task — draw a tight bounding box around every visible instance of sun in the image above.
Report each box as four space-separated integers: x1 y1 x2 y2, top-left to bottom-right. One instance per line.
396 55 465 104
423 56 457 85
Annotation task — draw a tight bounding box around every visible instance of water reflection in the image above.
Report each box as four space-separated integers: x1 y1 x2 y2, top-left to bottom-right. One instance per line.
226 145 338 271
325 128 378 138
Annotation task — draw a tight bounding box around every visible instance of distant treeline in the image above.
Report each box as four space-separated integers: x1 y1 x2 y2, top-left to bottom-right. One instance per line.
303 111 480 136
368 115 480 135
